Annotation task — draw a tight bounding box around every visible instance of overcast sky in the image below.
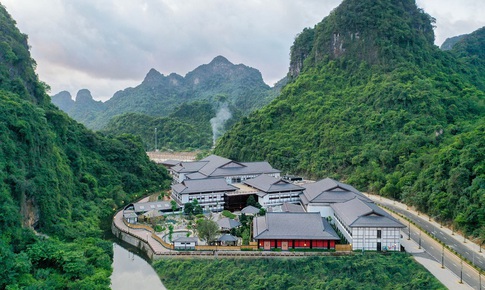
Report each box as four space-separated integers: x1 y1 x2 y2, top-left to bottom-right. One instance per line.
2 0 484 101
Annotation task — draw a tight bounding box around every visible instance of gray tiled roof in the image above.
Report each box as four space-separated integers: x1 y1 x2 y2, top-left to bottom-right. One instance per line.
268 203 305 213
172 178 238 194
123 211 137 219
243 174 304 194
185 172 206 180
171 161 208 173
173 236 198 243
217 234 238 242
253 212 340 240
161 159 180 167
132 201 172 213
331 198 405 228
241 205 260 215
217 217 241 229
301 178 371 205
172 155 280 179
198 155 234 176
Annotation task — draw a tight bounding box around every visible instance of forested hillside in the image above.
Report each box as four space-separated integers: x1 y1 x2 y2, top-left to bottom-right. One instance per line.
52 55 278 131
215 0 485 240
155 254 444 289
0 4 170 288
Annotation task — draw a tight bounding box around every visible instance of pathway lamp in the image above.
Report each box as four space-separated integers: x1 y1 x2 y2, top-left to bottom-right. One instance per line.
441 244 444 269
479 269 482 290
418 230 421 249
460 260 463 284
408 221 411 240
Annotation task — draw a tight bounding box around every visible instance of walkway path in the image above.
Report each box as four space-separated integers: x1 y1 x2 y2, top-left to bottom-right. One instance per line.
113 210 172 254
369 194 482 289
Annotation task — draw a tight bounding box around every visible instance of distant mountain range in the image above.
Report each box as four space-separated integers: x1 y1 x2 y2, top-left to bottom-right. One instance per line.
52 56 282 131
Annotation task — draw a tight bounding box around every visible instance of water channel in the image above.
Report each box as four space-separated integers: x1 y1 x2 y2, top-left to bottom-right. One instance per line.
110 242 166 290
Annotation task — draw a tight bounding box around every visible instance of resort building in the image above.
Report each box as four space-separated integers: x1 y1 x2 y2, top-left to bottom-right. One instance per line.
300 178 371 217
243 174 304 208
124 201 174 215
171 178 238 212
170 155 281 184
253 212 340 250
331 198 405 251
173 237 198 250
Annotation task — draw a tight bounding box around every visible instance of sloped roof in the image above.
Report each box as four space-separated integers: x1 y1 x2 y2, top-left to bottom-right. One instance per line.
331 198 405 228
173 236 198 243
172 178 238 194
171 155 280 179
217 217 241 229
253 212 340 240
132 201 172 212
268 203 305 213
300 178 370 205
185 172 206 180
198 155 237 176
123 210 137 219
161 159 180 167
241 205 260 215
243 174 303 194
217 234 238 242
171 161 208 173
141 209 163 218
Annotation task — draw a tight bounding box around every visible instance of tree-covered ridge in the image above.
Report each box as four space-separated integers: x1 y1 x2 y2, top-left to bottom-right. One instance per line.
449 26 485 91
154 254 444 289
52 55 279 131
0 4 170 288
101 101 216 151
215 0 485 240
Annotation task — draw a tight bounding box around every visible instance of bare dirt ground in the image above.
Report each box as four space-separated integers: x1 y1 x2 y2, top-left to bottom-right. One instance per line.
146 151 199 163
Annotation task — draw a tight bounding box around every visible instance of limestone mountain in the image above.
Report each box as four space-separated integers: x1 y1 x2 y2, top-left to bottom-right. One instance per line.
52 89 106 125
448 26 485 91
0 5 169 288
440 34 466 51
215 0 485 239
52 56 278 131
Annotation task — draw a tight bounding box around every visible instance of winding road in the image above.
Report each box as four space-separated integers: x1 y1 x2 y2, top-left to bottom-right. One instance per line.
369 194 484 289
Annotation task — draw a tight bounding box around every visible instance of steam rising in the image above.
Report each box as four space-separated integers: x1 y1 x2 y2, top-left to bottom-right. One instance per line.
210 103 232 145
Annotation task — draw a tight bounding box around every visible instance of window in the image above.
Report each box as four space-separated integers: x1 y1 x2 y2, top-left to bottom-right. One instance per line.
377 230 382 239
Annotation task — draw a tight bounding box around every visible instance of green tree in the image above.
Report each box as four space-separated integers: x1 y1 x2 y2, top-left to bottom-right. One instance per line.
196 219 219 244
170 200 178 214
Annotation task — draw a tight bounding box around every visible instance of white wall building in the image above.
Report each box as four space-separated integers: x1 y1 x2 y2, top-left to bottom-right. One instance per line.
243 174 304 208
331 198 404 251
300 178 372 217
171 178 238 212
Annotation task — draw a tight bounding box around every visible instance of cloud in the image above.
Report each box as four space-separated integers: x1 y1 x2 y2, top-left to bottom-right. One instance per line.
2 0 484 101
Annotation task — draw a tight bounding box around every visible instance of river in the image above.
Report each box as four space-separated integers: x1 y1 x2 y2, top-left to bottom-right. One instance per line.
110 242 167 290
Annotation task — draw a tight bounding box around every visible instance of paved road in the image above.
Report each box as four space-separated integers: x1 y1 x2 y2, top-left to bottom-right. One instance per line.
369 195 484 289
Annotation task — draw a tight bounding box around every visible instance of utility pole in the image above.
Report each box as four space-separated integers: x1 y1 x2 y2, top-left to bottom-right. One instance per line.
154 127 158 151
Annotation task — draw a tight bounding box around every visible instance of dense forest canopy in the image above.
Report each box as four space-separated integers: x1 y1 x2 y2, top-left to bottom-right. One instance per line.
154 254 444 289
215 0 485 240
0 4 170 288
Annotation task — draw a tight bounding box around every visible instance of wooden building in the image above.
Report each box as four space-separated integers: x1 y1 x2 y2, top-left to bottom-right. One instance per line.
253 212 340 250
